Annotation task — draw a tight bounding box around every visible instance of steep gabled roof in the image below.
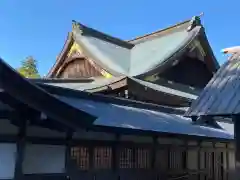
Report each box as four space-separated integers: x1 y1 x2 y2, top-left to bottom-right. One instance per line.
71 19 198 76
185 54 240 117
48 16 219 78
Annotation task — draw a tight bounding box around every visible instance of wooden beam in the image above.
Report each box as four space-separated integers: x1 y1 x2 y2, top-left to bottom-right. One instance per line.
233 115 240 178
65 130 73 176
0 134 17 143
0 93 30 112
14 119 27 180
152 136 158 179
0 110 14 119
112 134 120 172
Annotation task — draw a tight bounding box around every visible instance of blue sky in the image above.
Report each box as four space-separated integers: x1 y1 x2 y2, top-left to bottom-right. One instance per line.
0 0 239 76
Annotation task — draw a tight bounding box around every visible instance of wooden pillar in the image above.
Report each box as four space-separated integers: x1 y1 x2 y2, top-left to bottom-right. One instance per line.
89 141 94 173
112 134 120 179
198 141 202 180
14 118 27 180
151 136 157 179
233 116 240 179
65 130 73 178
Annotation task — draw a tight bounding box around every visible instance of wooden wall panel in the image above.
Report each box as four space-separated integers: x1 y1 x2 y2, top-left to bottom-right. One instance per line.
159 56 213 88
59 58 102 78
67 139 232 180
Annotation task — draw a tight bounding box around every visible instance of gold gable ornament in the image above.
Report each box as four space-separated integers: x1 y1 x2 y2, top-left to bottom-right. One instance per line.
67 42 82 58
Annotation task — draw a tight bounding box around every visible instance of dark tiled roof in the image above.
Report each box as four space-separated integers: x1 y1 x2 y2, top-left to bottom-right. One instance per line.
185 54 240 117
32 76 200 107
39 81 198 116
56 95 233 139
30 76 125 92
0 57 96 128
129 77 199 100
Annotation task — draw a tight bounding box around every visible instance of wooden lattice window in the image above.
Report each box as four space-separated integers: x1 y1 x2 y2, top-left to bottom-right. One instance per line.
71 146 89 170
94 146 112 169
135 148 150 168
204 151 215 179
119 147 150 169
169 149 187 170
216 152 224 180
120 148 134 168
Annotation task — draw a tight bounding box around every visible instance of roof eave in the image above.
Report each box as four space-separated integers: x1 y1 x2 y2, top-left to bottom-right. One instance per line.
136 26 202 79
0 57 96 129
198 27 220 72
47 32 74 78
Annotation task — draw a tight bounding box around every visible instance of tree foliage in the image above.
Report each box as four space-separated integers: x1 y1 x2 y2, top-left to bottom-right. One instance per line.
17 56 40 78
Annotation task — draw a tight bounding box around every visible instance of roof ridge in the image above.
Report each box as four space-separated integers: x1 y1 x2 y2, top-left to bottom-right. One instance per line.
128 20 190 43
72 20 134 49
128 15 203 43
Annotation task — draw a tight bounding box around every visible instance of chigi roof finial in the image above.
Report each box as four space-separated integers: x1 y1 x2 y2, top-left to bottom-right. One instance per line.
187 13 203 32
221 46 240 56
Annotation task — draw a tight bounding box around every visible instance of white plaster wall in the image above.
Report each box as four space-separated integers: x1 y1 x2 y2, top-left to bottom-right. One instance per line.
23 144 66 174
0 119 18 135
0 143 17 179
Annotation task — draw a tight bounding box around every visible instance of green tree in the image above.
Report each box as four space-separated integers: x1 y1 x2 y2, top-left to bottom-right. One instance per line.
17 56 40 78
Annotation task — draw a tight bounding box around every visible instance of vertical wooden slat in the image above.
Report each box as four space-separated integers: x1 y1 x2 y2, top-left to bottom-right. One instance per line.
65 130 73 173
222 150 227 180
198 144 201 180
234 116 240 179
226 148 230 180
59 58 102 78
199 148 206 180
